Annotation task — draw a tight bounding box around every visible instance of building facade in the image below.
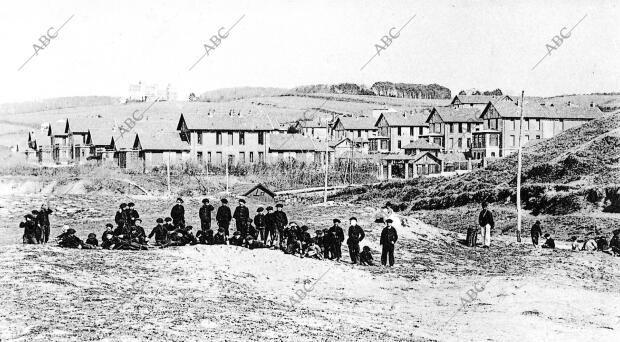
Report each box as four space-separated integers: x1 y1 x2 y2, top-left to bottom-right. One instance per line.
374 112 428 153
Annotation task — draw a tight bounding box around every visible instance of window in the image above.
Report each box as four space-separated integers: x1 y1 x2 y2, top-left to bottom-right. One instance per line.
524 135 530 143
228 132 233 145
258 151 264 162
434 123 441 133
536 135 541 140
216 132 222 145
397 127 401 136
197 132 203 145
239 132 245 145
197 151 203 163
357 130 361 138
419 126 423 135
510 119 515 130
457 138 462 148
228 154 235 165
467 138 471 148
239 152 245 163
458 123 463 133
535 119 541 130
397 140 401 149
523 119 529 130
448 138 454 148
249 152 254 163
449 123 454 133
467 123 472 132
510 135 516 146
410 127 414 135
216 152 222 164
489 119 498 130
258 132 264 145
560 119 565 130
490 135 499 147
208 152 212 163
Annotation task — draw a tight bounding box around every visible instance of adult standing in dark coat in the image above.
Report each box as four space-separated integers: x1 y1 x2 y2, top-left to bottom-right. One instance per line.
31 210 43 243
328 219 345 261
347 217 365 264
199 198 215 232
380 219 398 267
171 198 185 228
530 220 543 247
274 203 289 245
478 202 494 248
21 214 38 244
233 199 250 237
216 199 232 237
37 203 53 243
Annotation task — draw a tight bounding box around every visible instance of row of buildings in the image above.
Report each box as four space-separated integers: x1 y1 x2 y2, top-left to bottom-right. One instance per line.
24 94 603 179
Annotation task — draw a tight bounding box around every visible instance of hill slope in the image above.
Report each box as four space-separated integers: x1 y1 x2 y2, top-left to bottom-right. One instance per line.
337 111 620 217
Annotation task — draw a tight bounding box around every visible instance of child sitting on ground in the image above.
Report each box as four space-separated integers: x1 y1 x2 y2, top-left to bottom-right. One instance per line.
359 246 374 266
85 233 99 247
304 240 323 260
541 233 555 249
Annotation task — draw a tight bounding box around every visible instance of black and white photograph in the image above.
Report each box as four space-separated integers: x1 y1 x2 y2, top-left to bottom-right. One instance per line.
0 0 619 341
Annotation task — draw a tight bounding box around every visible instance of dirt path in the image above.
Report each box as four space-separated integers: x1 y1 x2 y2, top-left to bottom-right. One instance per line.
1 199 619 341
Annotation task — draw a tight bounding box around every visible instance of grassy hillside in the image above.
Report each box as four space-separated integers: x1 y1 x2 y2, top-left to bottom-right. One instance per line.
0 96 120 115
334 111 620 238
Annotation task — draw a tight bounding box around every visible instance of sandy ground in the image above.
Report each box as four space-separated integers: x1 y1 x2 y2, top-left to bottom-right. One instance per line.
1 195 619 341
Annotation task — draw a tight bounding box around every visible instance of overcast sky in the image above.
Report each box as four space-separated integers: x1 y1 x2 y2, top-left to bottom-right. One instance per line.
0 0 618 103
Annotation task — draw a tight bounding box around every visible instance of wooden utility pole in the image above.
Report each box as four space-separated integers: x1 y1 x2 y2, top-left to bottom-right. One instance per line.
516 91 525 243
323 121 329 204
226 158 230 193
166 153 171 194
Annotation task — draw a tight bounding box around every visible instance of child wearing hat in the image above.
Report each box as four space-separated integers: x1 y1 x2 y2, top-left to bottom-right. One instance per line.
254 207 266 242
199 198 215 232
213 228 227 245
20 214 38 244
264 206 277 247
170 198 185 228
216 198 232 238
148 218 169 245
229 231 244 246
85 233 99 247
347 217 365 264
541 233 555 249
328 219 345 261
164 217 175 232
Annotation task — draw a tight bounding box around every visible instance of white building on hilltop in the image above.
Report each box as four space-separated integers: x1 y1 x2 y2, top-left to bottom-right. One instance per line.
128 82 177 102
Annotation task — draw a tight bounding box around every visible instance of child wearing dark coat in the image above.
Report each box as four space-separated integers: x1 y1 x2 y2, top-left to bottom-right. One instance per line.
359 246 374 266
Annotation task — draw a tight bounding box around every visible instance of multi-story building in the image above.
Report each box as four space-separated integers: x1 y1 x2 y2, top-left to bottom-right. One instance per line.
177 111 279 165
47 120 73 164
295 118 330 141
450 94 513 109
331 117 377 152
472 101 603 158
268 133 329 163
424 107 483 154
66 119 95 163
134 131 190 170
374 111 428 153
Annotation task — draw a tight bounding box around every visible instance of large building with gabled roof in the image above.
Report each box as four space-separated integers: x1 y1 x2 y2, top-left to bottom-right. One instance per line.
374 111 429 152
177 110 280 165
472 101 603 158
424 106 483 154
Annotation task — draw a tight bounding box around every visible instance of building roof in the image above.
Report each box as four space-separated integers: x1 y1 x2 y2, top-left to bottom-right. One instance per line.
235 183 276 198
334 117 377 130
439 152 469 162
485 101 603 120
111 132 137 150
451 95 512 105
269 134 322 152
380 151 441 164
297 119 328 129
134 132 190 151
48 119 69 136
89 129 114 146
429 106 483 123
30 131 51 148
178 112 280 131
376 112 428 127
402 140 443 150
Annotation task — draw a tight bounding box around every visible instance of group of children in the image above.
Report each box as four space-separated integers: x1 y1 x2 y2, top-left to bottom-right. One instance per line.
39 198 395 266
